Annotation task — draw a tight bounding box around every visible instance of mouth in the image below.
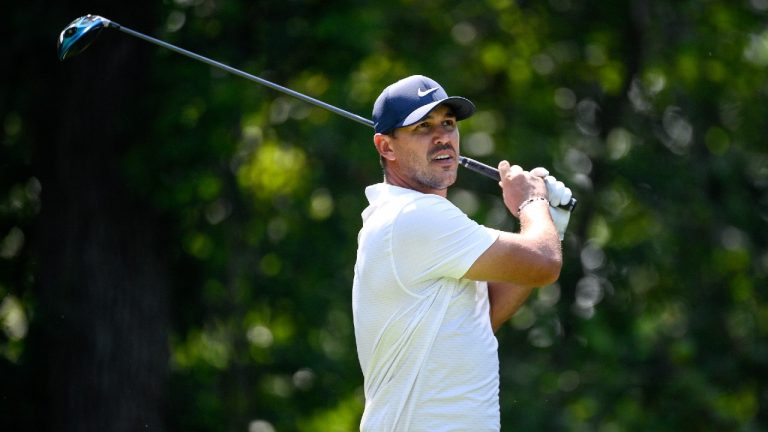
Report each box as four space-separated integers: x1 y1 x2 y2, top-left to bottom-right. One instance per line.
430 146 456 166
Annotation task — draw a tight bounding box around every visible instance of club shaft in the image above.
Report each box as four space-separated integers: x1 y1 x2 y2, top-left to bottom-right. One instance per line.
107 20 575 212
111 21 373 128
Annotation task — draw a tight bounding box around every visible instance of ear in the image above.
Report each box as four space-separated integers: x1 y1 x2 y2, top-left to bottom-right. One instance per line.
373 133 397 162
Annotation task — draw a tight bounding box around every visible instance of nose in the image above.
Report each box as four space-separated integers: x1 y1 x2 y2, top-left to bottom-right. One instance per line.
431 135 455 157
433 126 452 145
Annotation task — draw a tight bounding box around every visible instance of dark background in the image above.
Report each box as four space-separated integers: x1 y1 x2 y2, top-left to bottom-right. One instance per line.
3 0 767 430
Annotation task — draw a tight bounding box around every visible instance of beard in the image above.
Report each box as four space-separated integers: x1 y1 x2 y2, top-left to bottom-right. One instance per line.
387 134 461 193
419 169 455 190
407 158 457 191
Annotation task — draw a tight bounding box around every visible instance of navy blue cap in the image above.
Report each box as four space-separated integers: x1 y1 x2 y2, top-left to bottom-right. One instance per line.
372 75 476 134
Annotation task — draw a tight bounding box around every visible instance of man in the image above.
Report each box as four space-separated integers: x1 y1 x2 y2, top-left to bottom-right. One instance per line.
352 75 572 431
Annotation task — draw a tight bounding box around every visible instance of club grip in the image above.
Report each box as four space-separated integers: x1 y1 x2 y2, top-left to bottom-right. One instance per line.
459 156 577 212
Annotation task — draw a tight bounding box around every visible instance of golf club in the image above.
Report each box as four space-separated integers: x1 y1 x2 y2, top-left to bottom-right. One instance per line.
58 14 576 212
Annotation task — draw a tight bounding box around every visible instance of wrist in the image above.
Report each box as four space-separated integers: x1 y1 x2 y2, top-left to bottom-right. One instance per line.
517 196 548 216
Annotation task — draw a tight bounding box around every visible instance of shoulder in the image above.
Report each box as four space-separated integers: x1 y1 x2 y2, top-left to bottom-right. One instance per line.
398 194 462 225
394 194 485 246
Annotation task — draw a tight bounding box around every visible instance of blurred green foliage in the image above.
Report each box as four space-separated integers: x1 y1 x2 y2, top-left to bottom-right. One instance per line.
3 0 768 430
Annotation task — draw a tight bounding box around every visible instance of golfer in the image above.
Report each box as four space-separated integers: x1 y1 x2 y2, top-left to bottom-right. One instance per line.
352 75 572 431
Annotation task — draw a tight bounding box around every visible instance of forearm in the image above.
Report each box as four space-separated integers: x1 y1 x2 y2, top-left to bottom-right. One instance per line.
518 200 562 263
488 281 535 332
463 202 562 287
515 201 563 284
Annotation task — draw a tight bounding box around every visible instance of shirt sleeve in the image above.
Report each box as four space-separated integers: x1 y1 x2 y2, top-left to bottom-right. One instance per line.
390 194 500 286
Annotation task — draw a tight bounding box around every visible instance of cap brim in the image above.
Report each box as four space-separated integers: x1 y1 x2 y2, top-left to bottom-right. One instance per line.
399 96 476 129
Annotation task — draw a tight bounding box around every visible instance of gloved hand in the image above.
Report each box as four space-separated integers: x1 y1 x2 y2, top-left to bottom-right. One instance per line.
531 167 572 241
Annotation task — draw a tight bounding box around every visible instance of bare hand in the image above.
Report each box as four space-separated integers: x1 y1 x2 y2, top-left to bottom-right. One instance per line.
497 161 548 218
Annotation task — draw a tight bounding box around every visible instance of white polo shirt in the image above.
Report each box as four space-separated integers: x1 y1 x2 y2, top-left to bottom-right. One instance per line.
353 183 501 432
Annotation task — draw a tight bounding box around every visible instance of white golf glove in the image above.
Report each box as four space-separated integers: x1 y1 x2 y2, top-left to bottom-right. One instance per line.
531 167 573 241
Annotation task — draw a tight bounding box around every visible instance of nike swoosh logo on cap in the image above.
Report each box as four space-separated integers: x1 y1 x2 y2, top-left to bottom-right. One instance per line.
417 87 438 97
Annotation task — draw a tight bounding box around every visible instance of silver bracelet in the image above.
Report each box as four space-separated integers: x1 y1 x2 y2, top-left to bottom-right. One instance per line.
517 196 548 215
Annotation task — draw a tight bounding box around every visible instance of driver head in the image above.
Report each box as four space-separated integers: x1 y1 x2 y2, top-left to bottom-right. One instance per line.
58 15 110 61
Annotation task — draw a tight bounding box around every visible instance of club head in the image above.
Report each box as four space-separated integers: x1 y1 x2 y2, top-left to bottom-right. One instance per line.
58 15 111 61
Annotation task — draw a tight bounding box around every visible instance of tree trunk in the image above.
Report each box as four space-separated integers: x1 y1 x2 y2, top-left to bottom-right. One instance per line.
28 3 170 431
